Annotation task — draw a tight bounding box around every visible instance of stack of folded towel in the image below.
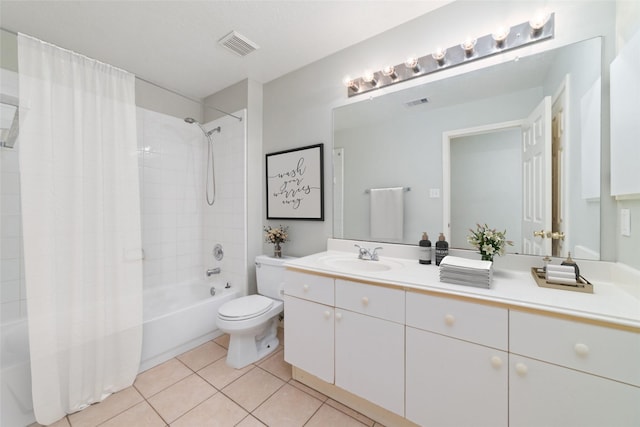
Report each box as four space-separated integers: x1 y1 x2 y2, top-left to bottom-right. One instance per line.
545 264 579 285
439 256 493 289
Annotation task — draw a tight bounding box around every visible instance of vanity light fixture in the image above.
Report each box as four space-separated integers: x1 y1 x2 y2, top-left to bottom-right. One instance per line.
362 70 378 87
344 12 554 98
404 57 421 73
432 47 447 65
461 38 477 56
382 65 398 80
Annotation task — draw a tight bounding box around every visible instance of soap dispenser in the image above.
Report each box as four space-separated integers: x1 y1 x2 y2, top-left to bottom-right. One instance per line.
561 252 580 280
419 232 432 264
435 233 449 266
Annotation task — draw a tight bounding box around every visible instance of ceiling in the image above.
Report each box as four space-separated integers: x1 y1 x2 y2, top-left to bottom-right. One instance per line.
0 1 452 100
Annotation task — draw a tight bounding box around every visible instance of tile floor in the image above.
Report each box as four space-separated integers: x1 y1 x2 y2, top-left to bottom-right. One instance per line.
34 329 385 427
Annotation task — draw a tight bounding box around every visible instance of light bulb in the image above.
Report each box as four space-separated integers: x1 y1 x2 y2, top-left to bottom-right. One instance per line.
461 38 477 55
404 57 420 73
529 11 550 31
432 47 446 64
492 26 509 46
362 70 378 86
382 65 397 80
342 76 359 92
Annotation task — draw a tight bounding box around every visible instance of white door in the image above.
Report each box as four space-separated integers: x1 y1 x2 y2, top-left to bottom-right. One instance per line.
521 96 552 255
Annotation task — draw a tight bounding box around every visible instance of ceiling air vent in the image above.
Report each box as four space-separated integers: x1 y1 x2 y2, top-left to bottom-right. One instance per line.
218 31 259 57
404 97 430 107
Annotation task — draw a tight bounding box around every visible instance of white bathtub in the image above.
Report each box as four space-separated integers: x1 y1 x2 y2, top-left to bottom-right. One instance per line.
140 281 239 372
1 317 35 427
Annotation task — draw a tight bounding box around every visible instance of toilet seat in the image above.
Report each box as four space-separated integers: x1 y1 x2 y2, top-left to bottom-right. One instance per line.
218 295 274 321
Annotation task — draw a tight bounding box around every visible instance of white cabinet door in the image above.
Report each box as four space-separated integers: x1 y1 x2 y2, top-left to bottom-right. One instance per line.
406 327 508 427
510 356 640 427
335 309 404 416
284 295 334 383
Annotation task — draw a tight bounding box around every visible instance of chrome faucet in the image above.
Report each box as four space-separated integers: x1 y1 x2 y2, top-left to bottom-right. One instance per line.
354 244 383 261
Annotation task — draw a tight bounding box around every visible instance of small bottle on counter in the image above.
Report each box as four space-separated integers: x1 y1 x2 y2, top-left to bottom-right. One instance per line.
419 232 432 264
561 252 580 280
435 233 449 266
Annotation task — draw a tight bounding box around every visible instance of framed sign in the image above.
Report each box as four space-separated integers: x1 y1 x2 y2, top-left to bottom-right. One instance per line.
266 143 324 220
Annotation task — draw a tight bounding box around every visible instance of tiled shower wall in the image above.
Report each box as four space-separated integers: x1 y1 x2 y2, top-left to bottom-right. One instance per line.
0 106 247 323
137 107 247 295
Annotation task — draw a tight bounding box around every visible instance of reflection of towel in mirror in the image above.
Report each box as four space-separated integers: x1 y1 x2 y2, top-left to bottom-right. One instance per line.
370 187 404 240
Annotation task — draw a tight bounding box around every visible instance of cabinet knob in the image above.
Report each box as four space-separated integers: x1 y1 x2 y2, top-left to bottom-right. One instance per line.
490 356 503 369
303 284 309 292
361 296 369 306
515 362 528 376
335 312 342 321
574 343 589 357
444 314 455 326
324 311 331 319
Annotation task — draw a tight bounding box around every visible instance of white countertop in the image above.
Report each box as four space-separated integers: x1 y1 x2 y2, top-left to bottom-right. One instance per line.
285 249 640 329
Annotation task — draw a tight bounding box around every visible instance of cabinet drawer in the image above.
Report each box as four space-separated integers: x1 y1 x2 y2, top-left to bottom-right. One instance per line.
335 279 404 323
284 270 334 306
406 292 508 350
510 310 640 387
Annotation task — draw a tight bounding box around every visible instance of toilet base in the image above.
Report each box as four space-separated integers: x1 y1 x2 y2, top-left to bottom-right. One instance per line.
225 315 280 369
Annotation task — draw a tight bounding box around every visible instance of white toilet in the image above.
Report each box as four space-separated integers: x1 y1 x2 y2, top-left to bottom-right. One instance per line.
216 254 295 369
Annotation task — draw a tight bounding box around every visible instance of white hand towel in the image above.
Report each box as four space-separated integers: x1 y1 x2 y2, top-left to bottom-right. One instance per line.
370 187 404 240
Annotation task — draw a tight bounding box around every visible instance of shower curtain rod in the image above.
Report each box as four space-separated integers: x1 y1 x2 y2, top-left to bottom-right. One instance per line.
0 27 243 122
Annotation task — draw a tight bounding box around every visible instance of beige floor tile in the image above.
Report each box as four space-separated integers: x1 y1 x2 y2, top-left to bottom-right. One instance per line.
306 404 369 427
222 367 285 412
257 349 292 381
170 393 247 427
134 358 192 398
67 387 144 427
235 415 267 427
147 374 216 423
252 383 322 427
99 401 165 427
373 423 386 427
213 333 230 349
30 416 71 427
288 380 328 402
197 358 254 390
177 341 227 371
325 398 375 426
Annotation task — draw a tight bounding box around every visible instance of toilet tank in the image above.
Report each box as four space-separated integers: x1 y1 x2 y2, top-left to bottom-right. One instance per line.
255 255 297 301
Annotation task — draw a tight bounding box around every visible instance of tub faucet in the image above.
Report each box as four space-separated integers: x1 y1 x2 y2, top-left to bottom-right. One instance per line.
354 244 383 261
206 267 221 276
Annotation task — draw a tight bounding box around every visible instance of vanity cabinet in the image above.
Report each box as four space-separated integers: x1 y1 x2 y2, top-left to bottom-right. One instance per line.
334 280 405 416
283 271 335 383
509 310 640 427
405 292 508 427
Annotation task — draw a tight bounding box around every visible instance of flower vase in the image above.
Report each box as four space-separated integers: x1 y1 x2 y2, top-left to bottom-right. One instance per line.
481 253 494 262
274 242 282 258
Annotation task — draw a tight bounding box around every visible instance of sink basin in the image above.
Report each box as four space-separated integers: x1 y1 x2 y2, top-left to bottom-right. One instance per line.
317 255 403 273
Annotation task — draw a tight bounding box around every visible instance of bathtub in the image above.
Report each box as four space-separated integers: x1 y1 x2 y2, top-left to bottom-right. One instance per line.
140 281 239 372
1 317 35 427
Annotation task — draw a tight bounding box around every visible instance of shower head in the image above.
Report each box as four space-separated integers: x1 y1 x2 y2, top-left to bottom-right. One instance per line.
184 118 221 137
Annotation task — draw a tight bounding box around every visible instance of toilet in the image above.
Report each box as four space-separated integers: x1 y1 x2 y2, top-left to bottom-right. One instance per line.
216 254 295 368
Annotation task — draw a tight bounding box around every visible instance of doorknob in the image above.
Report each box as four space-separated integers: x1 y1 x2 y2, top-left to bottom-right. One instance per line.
547 231 565 240
533 230 546 238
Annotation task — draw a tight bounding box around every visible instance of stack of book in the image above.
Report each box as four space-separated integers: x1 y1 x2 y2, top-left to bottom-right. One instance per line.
439 256 493 289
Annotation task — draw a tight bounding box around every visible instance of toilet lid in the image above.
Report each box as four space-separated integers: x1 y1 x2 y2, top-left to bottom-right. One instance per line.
218 295 274 321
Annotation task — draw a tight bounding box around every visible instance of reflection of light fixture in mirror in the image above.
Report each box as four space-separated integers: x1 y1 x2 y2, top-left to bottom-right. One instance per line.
461 38 477 56
529 11 550 35
492 26 509 47
363 70 378 87
405 57 420 73
382 65 398 80
343 76 359 93
432 47 446 65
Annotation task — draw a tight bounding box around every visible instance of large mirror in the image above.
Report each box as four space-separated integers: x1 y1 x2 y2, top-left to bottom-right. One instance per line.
333 37 602 259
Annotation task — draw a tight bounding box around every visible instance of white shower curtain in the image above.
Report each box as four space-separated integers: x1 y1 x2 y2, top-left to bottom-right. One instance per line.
18 34 143 425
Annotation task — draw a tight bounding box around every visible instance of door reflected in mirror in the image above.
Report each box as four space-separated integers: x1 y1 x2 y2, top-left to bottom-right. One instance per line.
333 37 601 259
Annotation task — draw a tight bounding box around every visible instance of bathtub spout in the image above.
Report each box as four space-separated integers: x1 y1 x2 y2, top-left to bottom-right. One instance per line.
206 267 221 276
